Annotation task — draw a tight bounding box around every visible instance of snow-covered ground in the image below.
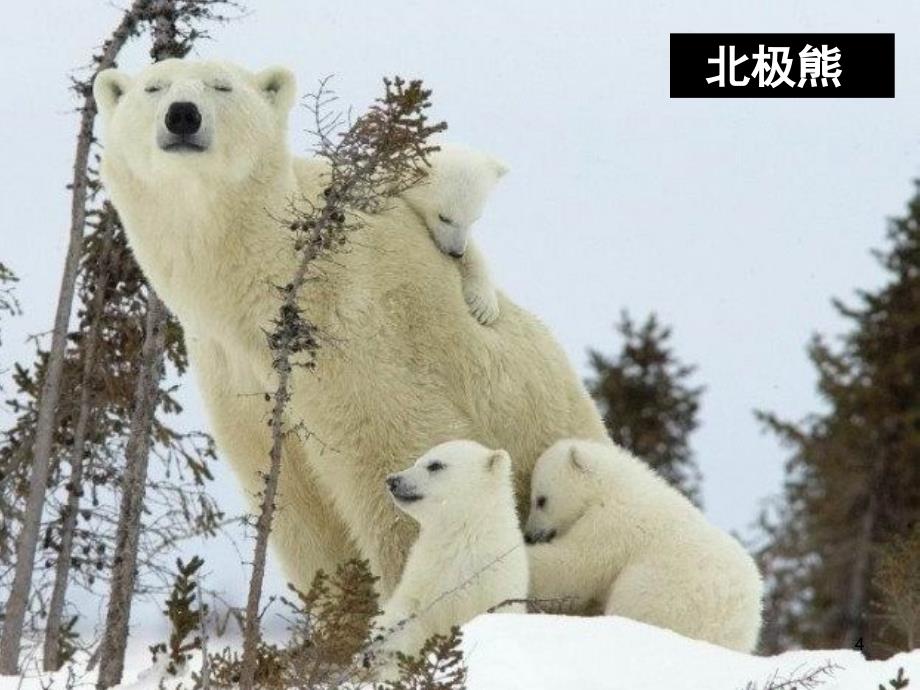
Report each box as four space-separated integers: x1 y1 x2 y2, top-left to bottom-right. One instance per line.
3 615 918 690
463 615 918 690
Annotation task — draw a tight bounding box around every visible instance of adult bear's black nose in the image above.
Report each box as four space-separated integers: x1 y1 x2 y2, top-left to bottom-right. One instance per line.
386 475 401 493
165 101 201 136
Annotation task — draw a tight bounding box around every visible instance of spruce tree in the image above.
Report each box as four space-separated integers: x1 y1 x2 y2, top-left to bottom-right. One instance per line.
585 312 704 506
0 262 20 347
0 3 233 675
755 180 920 657
150 556 208 676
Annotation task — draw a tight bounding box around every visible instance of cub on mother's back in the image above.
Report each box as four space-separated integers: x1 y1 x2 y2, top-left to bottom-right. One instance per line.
401 144 508 326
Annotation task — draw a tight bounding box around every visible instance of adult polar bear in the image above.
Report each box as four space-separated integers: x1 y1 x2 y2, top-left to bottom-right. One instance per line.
93 59 607 593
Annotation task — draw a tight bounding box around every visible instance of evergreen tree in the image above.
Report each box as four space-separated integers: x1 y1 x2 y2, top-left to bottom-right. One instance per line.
755 181 920 657
0 3 233 674
873 525 920 650
0 262 20 348
150 556 208 676
585 312 704 506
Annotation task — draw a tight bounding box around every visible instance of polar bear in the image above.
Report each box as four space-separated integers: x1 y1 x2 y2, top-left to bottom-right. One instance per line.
374 440 527 664
401 144 508 325
92 59 608 594
524 439 763 652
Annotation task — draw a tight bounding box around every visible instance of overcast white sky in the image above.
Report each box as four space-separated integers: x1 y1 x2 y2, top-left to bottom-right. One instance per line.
2 0 920 631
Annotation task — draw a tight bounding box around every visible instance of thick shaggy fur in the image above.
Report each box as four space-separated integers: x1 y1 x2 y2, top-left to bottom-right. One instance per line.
525 439 763 652
93 60 607 593
400 144 508 325
376 440 527 661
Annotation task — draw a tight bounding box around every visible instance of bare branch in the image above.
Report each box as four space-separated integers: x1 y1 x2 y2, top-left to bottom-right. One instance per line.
237 76 445 690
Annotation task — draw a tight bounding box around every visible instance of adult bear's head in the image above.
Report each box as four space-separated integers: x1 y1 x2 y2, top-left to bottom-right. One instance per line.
94 59 296 188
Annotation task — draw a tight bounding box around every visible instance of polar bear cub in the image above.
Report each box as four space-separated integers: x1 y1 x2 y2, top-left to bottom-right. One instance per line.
375 440 528 660
401 144 508 326
525 439 763 652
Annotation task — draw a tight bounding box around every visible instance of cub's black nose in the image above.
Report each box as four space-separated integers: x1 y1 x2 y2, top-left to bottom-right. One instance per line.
165 101 201 136
386 475 400 493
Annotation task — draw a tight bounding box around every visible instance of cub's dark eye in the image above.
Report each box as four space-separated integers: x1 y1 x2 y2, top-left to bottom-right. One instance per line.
144 84 162 93
212 83 233 92
536 495 547 509
427 461 445 473
438 214 454 226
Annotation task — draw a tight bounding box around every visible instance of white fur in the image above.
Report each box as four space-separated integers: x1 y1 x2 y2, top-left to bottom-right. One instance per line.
376 440 527 665
401 144 508 325
93 60 608 595
525 439 763 652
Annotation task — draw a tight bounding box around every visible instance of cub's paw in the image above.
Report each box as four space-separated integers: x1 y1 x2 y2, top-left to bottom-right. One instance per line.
464 286 500 326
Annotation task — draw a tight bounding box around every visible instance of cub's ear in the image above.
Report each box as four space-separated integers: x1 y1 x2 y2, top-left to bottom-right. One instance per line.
256 67 297 113
93 69 132 117
491 156 510 179
569 446 589 474
486 449 511 474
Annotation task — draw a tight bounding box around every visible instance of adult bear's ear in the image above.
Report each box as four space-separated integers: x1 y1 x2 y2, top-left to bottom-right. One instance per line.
486 449 511 474
256 67 297 113
569 446 589 474
93 69 132 117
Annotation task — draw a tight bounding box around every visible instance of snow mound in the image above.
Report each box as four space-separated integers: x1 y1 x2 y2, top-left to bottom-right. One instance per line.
4 615 917 690
461 614 920 690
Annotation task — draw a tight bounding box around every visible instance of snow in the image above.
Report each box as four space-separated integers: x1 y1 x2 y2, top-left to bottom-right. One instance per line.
462 615 919 689
3 615 918 690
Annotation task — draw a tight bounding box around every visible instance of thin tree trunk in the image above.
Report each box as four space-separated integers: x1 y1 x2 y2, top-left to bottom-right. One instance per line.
0 4 150 675
842 491 877 649
95 294 167 690
150 0 180 61
95 6 185 685
197 574 212 690
239 199 339 690
238 367 289 690
233 86 443 684
42 220 116 672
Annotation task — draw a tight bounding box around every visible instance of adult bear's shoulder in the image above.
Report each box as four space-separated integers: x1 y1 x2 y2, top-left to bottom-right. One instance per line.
292 155 332 203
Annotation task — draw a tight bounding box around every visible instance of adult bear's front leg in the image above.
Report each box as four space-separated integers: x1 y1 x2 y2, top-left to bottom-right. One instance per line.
302 441 420 595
